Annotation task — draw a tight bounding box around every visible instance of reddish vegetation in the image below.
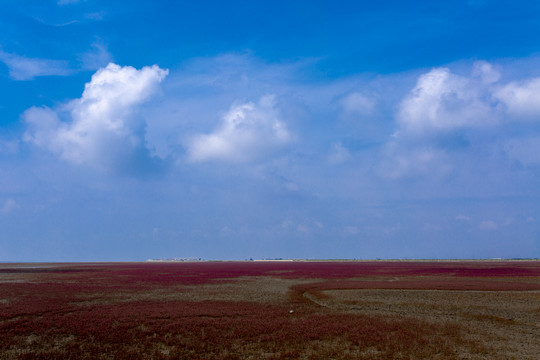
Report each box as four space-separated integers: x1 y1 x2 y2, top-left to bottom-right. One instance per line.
109 260 540 280
291 277 540 295
1 261 539 359
3 260 538 284
0 297 471 359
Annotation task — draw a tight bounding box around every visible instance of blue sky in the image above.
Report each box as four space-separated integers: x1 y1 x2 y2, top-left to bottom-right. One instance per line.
1 0 540 261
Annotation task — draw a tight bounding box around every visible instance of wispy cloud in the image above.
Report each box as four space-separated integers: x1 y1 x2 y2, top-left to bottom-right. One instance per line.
455 214 472 222
327 142 351 165
340 92 376 115
57 0 83 5
479 220 498 231
0 50 72 80
78 41 114 71
0 40 113 81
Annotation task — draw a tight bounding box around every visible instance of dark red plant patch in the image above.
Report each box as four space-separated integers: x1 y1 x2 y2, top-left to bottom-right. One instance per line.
0 298 475 360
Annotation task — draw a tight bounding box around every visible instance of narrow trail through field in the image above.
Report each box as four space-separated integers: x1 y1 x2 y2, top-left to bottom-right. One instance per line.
301 291 329 308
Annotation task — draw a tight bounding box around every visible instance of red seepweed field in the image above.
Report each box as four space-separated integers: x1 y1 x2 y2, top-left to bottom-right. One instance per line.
1 261 540 359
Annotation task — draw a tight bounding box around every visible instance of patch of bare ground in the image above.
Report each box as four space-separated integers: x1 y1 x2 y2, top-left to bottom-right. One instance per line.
316 288 540 359
66 276 314 307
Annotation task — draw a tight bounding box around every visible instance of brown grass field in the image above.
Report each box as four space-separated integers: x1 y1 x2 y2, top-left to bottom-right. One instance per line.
1 260 539 359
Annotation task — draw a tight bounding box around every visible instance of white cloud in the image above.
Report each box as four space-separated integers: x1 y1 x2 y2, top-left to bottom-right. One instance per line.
78 41 113 71
381 61 540 180
22 106 62 151
383 63 505 178
23 63 168 174
397 67 494 135
378 142 451 179
279 218 323 235
340 92 376 115
494 77 540 119
455 214 472 222
187 95 291 163
472 61 501 84
0 50 72 80
327 142 351 165
1 41 112 80
479 220 498 230
85 12 106 21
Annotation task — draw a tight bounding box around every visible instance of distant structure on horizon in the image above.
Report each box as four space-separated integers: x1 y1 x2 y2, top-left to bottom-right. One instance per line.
146 257 203 262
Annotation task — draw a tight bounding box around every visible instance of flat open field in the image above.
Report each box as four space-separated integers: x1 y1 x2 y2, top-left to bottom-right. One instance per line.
1 261 540 359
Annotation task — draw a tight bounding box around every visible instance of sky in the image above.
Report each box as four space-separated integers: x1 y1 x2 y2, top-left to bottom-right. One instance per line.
1 0 540 261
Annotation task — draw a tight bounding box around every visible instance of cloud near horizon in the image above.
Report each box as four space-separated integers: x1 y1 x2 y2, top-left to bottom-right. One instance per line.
23 63 169 175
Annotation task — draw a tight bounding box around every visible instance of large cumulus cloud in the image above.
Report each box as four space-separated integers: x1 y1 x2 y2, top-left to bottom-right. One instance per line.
494 77 540 119
23 63 169 175
380 61 540 178
396 63 498 136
